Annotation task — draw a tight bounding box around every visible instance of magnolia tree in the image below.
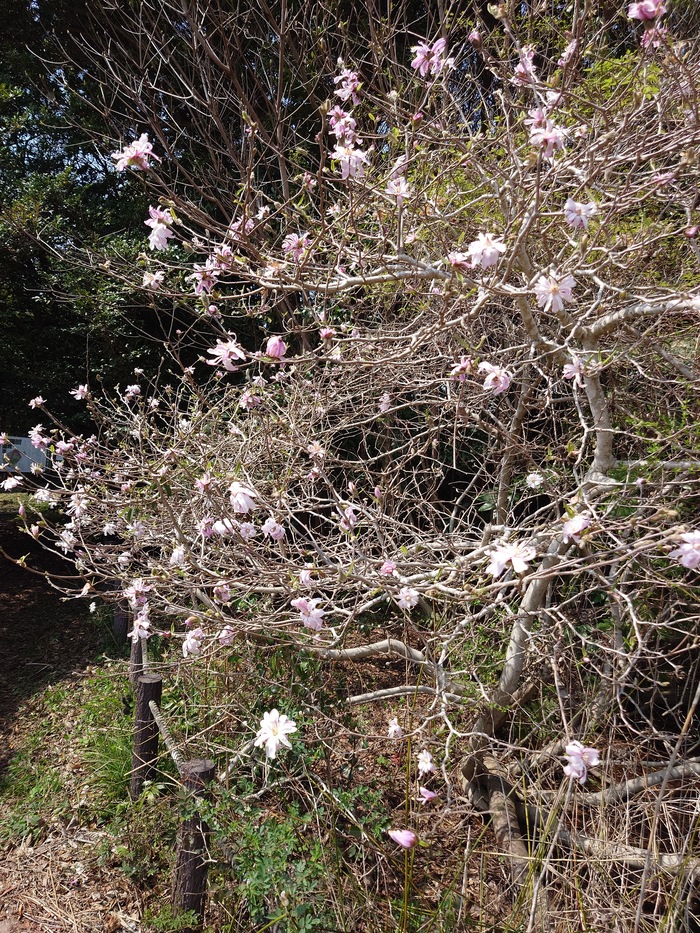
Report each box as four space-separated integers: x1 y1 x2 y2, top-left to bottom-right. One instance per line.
3 0 700 920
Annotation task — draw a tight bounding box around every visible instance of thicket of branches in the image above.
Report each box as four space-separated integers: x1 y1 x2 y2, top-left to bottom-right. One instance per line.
4 0 700 928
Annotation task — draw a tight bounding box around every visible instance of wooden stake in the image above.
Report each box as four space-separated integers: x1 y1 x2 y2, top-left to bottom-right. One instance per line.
172 759 216 929
130 673 162 798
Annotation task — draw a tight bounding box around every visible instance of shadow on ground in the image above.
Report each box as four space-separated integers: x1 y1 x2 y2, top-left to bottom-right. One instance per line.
0 513 120 772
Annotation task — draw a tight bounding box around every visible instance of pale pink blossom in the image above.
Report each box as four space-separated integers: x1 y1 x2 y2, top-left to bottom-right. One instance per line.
669 531 700 570
563 356 586 386
328 107 357 141
513 46 537 86
450 357 473 382
334 68 361 105
142 269 165 291
207 337 246 371
291 596 325 631
529 120 566 159
628 0 665 19
282 232 311 262
397 586 419 611
563 741 600 783
339 506 357 532
564 198 598 230
486 542 537 578
534 272 576 314
189 258 220 295
266 335 287 359
229 481 258 514
386 176 411 208
478 362 512 395
237 522 258 542
558 38 578 67
467 233 507 269
417 750 435 776
111 133 160 172
387 829 417 849
144 205 174 250
411 37 447 77
254 709 297 759
262 516 286 541
1 475 22 491
183 627 204 658
562 512 591 544
388 717 403 739
213 583 231 603
418 786 438 803
331 144 370 180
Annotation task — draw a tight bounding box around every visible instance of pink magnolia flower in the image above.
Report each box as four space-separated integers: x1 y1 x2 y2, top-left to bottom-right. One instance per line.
564 198 598 230
558 38 578 67
418 786 438 803
629 0 665 19
29 396 46 409
486 542 537 578
1 476 22 491
397 586 419 611
529 120 566 159
254 709 297 759
282 232 311 262
111 133 160 172
467 233 507 269
563 356 586 387
513 45 537 86
534 272 576 314
143 270 165 289
563 741 600 784
262 516 286 541
213 583 231 603
144 205 174 250
266 335 287 359
291 597 325 631
334 68 361 105
328 107 357 141
450 356 473 382
562 512 591 544
387 829 417 849
417 750 435 776
331 144 370 180
237 522 257 542
388 717 403 739
183 627 204 658
478 361 512 395
189 258 220 296
386 176 411 208
670 531 700 570
207 337 246 371
411 37 447 77
229 481 258 514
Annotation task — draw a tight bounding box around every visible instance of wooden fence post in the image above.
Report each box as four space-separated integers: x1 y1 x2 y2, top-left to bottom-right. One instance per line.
129 635 143 684
113 605 130 645
172 759 216 929
130 673 163 798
